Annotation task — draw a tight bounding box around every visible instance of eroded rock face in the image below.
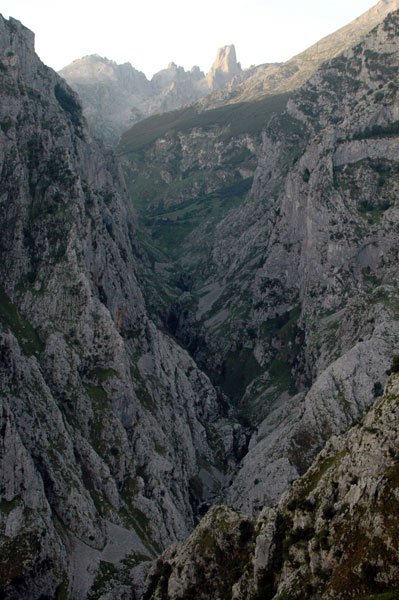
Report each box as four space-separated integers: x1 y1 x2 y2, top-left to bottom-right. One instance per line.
0 14 237 598
4 6 399 599
144 372 399 599
205 44 241 90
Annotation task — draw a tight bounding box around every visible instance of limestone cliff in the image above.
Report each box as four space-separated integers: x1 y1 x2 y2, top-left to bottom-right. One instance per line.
205 44 241 90
0 14 239 599
4 4 399 599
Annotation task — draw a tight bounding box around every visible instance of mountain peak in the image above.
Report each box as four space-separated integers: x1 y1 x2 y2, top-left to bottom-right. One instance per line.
206 44 241 90
213 44 239 72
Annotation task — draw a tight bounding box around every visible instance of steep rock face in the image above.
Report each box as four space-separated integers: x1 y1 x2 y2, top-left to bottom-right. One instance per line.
0 15 239 598
205 44 241 90
120 9 399 516
58 55 153 145
144 370 399 599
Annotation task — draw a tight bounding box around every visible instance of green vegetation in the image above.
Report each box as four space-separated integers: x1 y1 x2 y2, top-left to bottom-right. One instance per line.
334 158 398 224
0 531 44 589
391 355 399 373
85 384 108 405
180 509 256 600
117 93 292 154
353 121 399 141
383 462 399 486
0 287 44 355
250 306 301 409
55 577 70 600
369 289 399 319
293 449 348 501
0 496 22 514
118 503 161 556
145 177 253 253
260 306 301 349
85 384 114 459
89 367 118 382
87 555 161 600
87 561 119 599
54 83 81 126
373 381 384 398
267 358 297 395
357 593 399 600
219 347 263 402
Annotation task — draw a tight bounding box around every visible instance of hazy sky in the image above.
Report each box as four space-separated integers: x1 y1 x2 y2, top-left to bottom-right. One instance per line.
1 0 379 78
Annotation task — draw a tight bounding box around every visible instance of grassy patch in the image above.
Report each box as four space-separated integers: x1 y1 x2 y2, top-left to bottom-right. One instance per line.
141 177 253 254
0 288 44 355
117 93 292 154
118 504 161 556
85 384 114 459
357 593 399 600
0 496 22 515
294 449 348 500
89 367 119 382
85 384 108 406
267 358 297 395
219 347 263 402
87 554 157 599
55 577 70 600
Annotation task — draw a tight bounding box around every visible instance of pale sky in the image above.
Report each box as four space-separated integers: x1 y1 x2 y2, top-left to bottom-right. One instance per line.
1 0 379 78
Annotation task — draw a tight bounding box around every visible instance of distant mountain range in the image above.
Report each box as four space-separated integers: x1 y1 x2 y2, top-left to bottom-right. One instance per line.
60 0 399 146
59 45 245 145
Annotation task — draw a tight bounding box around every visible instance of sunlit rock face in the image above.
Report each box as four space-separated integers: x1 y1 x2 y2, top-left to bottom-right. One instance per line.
59 0 399 147
205 44 241 90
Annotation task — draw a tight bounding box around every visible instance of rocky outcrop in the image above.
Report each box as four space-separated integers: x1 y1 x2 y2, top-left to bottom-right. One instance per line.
205 44 241 90
0 14 241 598
144 370 399 599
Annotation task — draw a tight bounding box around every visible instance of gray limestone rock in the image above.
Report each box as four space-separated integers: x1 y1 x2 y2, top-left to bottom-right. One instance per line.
143 372 399 599
0 14 233 598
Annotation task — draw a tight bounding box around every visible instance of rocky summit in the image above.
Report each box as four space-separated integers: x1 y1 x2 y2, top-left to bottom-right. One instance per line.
59 45 241 146
2 1 399 599
59 0 399 147
205 45 242 90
